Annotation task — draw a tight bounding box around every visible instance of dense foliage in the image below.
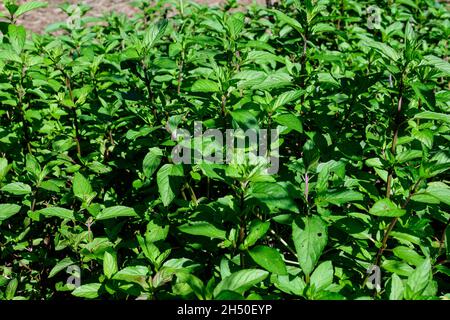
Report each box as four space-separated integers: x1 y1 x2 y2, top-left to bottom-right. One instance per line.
0 0 449 300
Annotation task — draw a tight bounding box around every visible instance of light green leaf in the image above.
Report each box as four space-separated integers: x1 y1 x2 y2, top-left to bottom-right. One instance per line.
426 182 450 206
249 246 287 275
178 221 227 240
311 23 335 34
0 158 9 181
157 164 184 207
410 193 441 205
414 111 450 124
382 260 414 277
273 90 303 110
96 206 137 220
137 236 159 264
230 110 258 130
14 1 47 18
397 0 419 9
396 150 423 163
249 182 299 213
200 19 224 33
191 79 221 93
143 19 168 49
0 204 21 221
393 246 425 267
271 9 303 34
5 279 18 300
253 72 292 90
213 269 269 297
8 24 26 54
405 259 432 299
36 207 74 220
420 55 450 76
72 283 102 299
112 266 149 288
25 154 41 180
411 82 435 109
246 50 284 65
273 273 306 296
49 257 76 278
242 220 270 249
39 180 61 193
103 250 118 279
274 113 303 133
390 231 421 246
1 182 31 195
233 70 266 89
369 199 406 217
389 274 404 300
73 172 93 200
0 49 22 63
143 147 163 178
310 260 334 292
226 13 244 39
318 190 363 206
292 216 328 277
363 39 400 61
412 129 433 149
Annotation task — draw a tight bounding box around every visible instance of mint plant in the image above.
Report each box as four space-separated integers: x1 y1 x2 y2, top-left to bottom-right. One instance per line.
0 0 449 300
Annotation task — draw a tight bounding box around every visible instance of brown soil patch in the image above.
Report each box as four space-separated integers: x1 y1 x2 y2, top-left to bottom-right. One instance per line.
1 0 270 33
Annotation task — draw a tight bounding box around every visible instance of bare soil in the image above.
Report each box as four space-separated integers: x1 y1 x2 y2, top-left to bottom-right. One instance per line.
1 0 270 33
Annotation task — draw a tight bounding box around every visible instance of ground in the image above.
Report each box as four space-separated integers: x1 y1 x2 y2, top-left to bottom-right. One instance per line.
1 0 271 33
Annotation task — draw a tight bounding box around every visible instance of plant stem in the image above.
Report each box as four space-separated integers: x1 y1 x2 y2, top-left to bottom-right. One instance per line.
299 32 308 88
438 218 450 257
221 94 227 116
238 187 246 268
239 221 246 268
299 29 309 106
184 182 198 205
142 62 157 121
17 96 32 154
177 58 184 95
30 189 38 212
368 73 406 279
337 0 344 30
65 74 82 157
386 74 404 198
416 98 422 125
270 229 296 256
18 66 32 154
372 179 421 272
